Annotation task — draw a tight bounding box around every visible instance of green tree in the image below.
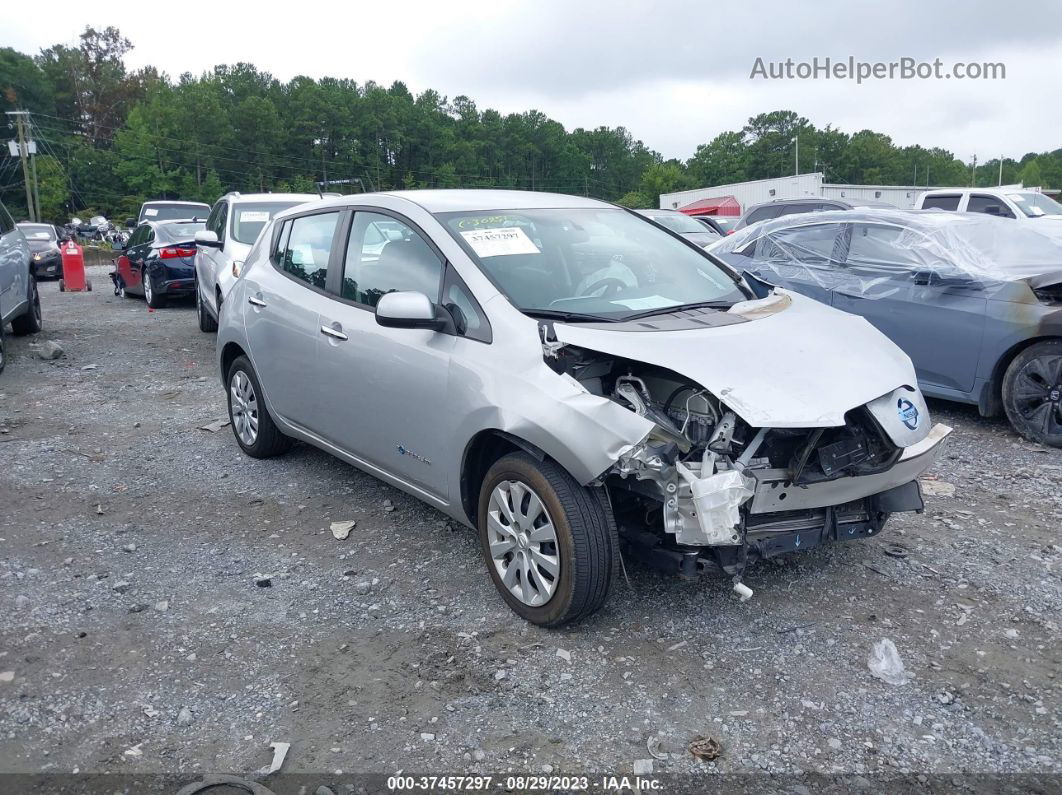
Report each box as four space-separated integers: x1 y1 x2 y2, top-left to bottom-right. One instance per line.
1019 159 1043 187
34 155 69 219
0 48 54 115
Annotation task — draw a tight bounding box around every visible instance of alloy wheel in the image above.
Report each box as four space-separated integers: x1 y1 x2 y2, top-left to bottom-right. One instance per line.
486 480 561 606
144 274 153 304
230 370 259 446
1012 353 1062 438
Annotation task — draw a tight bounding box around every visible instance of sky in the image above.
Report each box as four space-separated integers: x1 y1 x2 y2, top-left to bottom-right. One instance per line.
5 0 1061 165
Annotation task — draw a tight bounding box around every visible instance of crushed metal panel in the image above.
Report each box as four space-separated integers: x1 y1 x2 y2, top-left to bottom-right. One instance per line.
552 290 919 429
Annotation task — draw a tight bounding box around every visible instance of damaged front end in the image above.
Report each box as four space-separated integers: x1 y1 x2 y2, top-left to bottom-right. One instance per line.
542 320 951 592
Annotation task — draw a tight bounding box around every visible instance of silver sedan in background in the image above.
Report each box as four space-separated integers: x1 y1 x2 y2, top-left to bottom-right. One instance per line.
216 190 950 626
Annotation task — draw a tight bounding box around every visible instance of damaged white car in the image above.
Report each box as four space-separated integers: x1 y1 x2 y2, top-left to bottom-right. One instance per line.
216 190 952 626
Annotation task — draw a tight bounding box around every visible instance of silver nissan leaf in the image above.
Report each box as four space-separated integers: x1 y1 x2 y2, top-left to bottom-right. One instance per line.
216 190 951 626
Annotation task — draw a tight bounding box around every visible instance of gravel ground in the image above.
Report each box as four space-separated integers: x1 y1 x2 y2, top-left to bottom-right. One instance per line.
1 265 1060 791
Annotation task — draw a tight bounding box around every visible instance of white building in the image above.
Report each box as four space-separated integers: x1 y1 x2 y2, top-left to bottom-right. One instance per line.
659 172 957 214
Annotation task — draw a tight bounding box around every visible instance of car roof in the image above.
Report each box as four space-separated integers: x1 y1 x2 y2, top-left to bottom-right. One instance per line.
754 197 848 207
285 189 613 216
222 192 320 204
142 200 209 206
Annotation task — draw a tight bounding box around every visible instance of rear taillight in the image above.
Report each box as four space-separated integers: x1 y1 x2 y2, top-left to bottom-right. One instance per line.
160 247 196 259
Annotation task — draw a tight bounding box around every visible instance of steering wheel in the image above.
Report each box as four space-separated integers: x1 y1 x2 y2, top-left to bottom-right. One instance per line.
579 277 628 298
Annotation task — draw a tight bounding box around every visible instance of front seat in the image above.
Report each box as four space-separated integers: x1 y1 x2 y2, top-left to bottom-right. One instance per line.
361 237 441 300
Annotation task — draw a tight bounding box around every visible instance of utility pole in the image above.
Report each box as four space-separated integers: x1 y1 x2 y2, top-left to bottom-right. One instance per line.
7 111 37 222
320 137 328 191
30 150 41 221
970 154 977 187
998 156 1004 186
793 136 799 176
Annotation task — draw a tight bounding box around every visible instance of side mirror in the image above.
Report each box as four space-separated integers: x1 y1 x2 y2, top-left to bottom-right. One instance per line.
125 218 136 229
194 230 221 249
375 291 447 331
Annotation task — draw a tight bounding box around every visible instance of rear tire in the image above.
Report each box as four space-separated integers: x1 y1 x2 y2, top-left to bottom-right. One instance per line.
1002 339 1062 447
196 277 217 332
144 270 166 308
225 355 292 458
0 323 6 375
11 278 42 336
477 452 618 627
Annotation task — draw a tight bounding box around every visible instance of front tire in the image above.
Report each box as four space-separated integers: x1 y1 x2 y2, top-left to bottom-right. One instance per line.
11 278 42 335
196 277 217 332
477 452 618 627
1002 339 1062 447
226 355 292 458
0 323 6 375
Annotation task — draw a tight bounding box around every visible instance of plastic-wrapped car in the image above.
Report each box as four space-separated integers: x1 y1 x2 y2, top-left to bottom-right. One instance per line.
710 208 1062 446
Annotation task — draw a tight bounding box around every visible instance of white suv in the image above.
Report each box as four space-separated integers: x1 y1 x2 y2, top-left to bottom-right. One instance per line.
916 187 1062 226
193 193 317 332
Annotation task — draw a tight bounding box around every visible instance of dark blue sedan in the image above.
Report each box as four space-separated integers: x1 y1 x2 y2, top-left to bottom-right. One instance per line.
114 219 205 308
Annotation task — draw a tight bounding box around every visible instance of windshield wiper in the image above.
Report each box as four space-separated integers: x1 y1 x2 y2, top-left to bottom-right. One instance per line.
523 309 619 323
622 300 736 320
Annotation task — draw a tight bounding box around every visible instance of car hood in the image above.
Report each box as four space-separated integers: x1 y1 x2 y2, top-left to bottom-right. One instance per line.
682 232 720 248
27 240 58 252
551 290 919 429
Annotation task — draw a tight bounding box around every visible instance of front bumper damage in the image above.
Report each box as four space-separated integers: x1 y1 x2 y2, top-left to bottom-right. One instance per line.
541 294 954 592
608 416 951 580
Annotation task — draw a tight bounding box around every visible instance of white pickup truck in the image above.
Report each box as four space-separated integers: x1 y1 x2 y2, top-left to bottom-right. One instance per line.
916 187 1062 226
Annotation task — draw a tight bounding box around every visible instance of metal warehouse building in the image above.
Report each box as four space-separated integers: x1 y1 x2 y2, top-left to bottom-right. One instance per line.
659 172 945 214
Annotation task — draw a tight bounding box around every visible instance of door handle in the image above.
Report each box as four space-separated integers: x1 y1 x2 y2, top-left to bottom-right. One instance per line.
248 296 267 307
320 324 348 341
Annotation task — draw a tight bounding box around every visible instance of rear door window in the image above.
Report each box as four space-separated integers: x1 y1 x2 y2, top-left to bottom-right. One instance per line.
278 212 340 290
921 194 961 211
760 223 845 264
744 205 782 226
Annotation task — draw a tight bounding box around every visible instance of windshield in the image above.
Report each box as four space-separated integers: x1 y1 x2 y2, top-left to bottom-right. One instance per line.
18 224 56 241
1006 192 1062 218
437 208 746 321
640 211 708 235
231 202 303 244
141 203 210 222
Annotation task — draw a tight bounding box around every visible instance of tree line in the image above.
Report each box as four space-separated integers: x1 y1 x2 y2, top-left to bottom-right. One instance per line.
1 26 1059 222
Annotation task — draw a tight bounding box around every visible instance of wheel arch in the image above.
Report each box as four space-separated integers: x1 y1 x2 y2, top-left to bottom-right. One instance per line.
219 341 247 383
981 334 1062 416
459 430 547 527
